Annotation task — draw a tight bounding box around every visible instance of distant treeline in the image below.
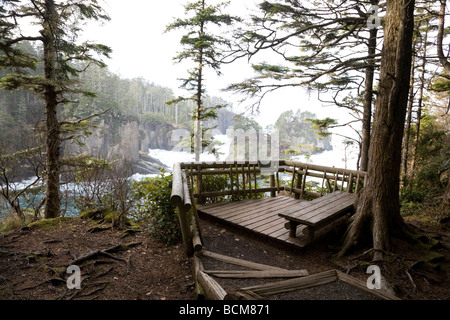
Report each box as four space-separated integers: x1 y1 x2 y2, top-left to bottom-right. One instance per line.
0 41 236 153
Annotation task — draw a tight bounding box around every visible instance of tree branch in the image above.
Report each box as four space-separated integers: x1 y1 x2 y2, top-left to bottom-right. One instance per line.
59 108 111 126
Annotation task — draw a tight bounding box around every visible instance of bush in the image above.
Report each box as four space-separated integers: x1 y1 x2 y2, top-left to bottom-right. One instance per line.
131 170 181 245
200 173 267 202
400 188 426 203
400 201 424 216
201 174 230 203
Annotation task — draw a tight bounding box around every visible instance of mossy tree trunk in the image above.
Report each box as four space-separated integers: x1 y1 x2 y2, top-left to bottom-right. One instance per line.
340 0 416 261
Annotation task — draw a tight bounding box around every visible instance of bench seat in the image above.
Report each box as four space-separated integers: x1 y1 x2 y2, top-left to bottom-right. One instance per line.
278 191 357 242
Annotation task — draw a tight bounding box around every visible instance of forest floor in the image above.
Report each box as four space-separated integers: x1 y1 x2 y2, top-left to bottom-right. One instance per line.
0 212 449 301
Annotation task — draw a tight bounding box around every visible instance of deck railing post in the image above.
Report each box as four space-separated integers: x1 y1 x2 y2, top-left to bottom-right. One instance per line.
270 173 276 197
294 167 303 199
171 163 194 256
348 173 353 193
300 166 308 199
197 164 204 204
320 171 326 196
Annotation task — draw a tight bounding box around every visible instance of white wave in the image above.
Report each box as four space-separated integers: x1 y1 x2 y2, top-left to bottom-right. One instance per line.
147 134 232 170
148 133 359 171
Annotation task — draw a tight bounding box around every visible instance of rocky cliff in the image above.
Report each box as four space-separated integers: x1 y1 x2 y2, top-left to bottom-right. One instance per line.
67 120 182 174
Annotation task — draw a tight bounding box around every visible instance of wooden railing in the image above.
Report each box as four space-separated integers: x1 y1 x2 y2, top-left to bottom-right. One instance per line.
170 160 367 255
280 160 367 199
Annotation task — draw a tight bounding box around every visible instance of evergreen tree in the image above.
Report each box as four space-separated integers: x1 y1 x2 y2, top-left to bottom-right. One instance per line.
339 0 416 260
0 0 111 219
165 0 240 161
226 0 385 171
274 110 332 157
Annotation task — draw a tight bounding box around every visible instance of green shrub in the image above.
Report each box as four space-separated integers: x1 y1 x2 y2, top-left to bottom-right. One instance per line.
131 170 181 245
400 188 426 203
200 173 267 202
201 174 230 203
400 201 424 216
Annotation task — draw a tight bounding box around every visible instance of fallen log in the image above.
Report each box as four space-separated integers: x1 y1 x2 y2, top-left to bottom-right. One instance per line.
197 270 227 300
203 269 308 279
200 250 287 271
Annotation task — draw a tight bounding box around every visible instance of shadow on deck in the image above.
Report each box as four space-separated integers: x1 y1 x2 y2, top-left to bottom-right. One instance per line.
197 195 353 250
198 196 310 249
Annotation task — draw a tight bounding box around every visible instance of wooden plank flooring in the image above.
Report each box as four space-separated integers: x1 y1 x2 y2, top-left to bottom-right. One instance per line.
197 196 310 249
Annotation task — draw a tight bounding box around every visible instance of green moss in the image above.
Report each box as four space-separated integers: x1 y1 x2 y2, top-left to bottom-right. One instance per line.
41 265 66 274
103 210 120 222
27 251 46 263
79 208 104 220
80 208 122 223
80 208 139 231
27 217 74 229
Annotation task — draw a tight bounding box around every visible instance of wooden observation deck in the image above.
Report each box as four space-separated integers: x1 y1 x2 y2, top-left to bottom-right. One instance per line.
167 160 414 300
170 160 366 255
167 160 405 301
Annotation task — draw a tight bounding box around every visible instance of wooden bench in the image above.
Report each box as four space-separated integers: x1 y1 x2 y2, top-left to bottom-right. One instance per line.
278 191 357 242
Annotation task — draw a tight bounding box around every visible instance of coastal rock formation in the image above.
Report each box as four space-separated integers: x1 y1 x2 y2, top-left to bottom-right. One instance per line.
67 120 180 174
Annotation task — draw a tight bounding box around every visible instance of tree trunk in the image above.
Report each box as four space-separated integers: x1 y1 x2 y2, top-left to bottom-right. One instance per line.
42 0 61 219
443 173 450 202
402 60 415 186
437 0 450 74
443 174 450 211
360 25 378 172
194 1 205 162
408 25 428 178
194 50 203 162
340 0 415 260
409 64 425 176
436 0 450 213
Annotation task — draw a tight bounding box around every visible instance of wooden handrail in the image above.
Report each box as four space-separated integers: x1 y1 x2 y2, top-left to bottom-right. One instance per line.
180 160 367 177
179 160 366 202
170 163 184 206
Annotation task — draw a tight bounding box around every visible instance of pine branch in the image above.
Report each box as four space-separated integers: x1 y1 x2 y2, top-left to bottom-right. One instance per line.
59 108 111 126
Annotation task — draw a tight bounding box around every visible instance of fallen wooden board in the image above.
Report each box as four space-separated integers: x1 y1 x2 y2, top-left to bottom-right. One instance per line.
197 270 227 300
336 270 400 300
237 269 401 300
203 269 309 279
193 254 204 298
200 250 287 271
239 269 337 296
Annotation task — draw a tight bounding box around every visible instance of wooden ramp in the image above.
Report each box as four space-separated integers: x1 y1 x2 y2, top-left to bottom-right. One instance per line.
197 196 312 249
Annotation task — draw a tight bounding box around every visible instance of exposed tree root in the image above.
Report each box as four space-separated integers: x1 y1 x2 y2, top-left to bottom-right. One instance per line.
71 250 129 270
405 270 417 294
42 239 63 244
105 241 142 253
96 266 114 278
87 226 111 233
69 242 142 275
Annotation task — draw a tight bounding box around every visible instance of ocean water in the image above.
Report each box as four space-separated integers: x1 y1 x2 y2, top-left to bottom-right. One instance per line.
146 133 359 172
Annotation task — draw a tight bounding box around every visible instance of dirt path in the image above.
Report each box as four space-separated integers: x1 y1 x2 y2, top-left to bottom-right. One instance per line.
0 216 448 300
0 217 194 300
